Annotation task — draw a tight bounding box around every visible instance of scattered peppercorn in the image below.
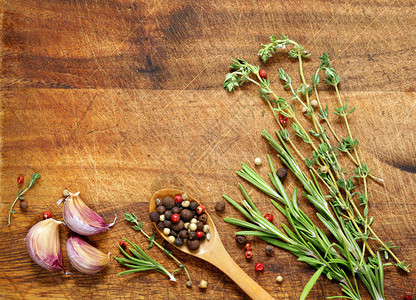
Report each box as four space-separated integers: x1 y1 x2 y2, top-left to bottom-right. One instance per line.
244 243 252 251
215 201 225 212
43 211 52 219
149 211 159 222
198 280 208 289
17 175 24 184
186 281 192 288
174 194 182 203
277 167 287 180
19 200 28 210
119 241 127 250
276 275 283 283
259 69 267 79
254 157 262 166
311 99 318 107
62 189 70 197
404 291 413 300
245 250 253 259
264 213 274 222
265 245 274 256
279 114 288 125
255 263 264 272
235 235 247 245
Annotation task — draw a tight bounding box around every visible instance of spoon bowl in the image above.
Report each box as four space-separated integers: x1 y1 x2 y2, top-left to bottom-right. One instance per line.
150 188 274 300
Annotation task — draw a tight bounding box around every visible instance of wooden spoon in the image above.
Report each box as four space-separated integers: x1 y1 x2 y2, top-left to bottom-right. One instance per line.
150 188 274 300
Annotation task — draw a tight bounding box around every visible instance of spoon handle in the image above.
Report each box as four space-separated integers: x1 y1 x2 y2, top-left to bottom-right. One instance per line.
205 244 274 300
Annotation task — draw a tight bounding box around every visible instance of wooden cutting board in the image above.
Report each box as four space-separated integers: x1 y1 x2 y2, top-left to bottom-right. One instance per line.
1 0 415 299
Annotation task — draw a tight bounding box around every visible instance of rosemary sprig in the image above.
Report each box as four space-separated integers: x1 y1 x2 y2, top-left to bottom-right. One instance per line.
124 212 192 284
223 35 408 272
7 172 41 225
114 238 177 281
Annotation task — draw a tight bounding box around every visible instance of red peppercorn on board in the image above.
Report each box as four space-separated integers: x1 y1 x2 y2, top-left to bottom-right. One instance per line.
1 1 416 299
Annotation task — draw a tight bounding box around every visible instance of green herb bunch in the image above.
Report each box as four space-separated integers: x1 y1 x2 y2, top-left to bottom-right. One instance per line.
223 35 409 299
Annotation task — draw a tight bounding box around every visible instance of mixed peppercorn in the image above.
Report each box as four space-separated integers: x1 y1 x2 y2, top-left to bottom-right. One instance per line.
150 193 210 251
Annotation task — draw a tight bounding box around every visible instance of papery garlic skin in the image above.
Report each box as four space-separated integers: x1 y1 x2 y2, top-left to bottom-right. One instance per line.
67 234 110 274
26 218 64 272
60 192 116 236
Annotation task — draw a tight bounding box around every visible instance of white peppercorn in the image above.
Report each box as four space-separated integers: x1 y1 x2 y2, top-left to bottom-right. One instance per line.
167 235 175 244
190 218 198 224
184 222 190 229
182 193 189 201
163 228 170 236
181 200 190 208
198 280 208 289
276 275 283 283
254 157 262 166
311 99 318 107
203 224 210 233
189 223 197 231
159 214 165 222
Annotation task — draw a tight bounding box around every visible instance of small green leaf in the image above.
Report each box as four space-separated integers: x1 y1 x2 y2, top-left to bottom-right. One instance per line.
300 266 326 300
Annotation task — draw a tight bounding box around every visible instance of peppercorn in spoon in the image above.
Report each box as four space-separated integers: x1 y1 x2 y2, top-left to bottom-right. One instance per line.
149 188 274 300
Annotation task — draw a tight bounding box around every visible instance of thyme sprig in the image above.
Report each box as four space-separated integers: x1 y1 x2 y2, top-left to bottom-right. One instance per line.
124 212 192 284
223 34 409 298
114 238 177 281
7 172 41 225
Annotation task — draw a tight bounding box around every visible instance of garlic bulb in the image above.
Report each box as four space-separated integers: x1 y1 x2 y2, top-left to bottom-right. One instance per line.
58 192 116 236
66 234 110 274
26 218 64 272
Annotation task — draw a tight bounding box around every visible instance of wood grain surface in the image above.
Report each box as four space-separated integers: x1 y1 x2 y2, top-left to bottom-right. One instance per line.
1 0 415 299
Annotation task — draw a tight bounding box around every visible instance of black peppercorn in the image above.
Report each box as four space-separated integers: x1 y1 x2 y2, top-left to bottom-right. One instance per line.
196 221 204 232
156 221 165 230
164 220 172 228
149 211 159 222
19 200 28 211
215 201 225 211
187 239 200 251
277 167 287 180
171 206 182 214
265 245 274 256
162 196 175 209
170 230 178 238
199 214 208 224
180 209 194 222
155 197 162 206
179 230 189 239
172 220 184 232
189 231 197 240
235 235 247 245
174 237 183 247
189 201 198 210
156 205 166 214
164 210 172 220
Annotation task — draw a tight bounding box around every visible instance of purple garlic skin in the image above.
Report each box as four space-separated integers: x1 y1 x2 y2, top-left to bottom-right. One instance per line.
60 192 116 236
67 234 110 275
26 218 64 272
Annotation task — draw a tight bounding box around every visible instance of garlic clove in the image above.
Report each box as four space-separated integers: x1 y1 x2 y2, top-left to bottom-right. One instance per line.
66 234 110 275
60 192 116 236
26 218 64 272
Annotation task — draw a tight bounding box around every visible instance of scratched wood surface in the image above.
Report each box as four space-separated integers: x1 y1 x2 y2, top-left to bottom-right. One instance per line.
1 0 415 299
